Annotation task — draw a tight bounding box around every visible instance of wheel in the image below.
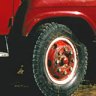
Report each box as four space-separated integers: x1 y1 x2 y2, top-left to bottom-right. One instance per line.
32 22 88 96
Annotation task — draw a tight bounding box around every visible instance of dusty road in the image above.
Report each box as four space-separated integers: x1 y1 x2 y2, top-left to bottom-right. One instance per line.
72 84 96 96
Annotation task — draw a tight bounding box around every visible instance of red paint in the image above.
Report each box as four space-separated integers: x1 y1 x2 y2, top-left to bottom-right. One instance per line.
0 0 96 36
22 0 96 36
30 0 96 8
0 0 12 35
14 0 21 16
0 0 21 35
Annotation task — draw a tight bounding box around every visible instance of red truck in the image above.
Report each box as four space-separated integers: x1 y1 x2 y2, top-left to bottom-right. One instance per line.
0 0 96 96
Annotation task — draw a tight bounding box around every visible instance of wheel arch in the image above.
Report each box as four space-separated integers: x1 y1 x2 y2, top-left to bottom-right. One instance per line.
22 10 96 38
28 16 95 45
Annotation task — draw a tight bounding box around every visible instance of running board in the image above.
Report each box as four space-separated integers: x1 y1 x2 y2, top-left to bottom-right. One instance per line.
93 36 96 43
0 52 9 57
0 36 9 57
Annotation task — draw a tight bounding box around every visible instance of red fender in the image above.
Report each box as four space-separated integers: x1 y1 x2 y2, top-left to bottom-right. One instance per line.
22 7 96 36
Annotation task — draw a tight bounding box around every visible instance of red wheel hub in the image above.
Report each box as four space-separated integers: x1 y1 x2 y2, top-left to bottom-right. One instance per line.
45 37 77 84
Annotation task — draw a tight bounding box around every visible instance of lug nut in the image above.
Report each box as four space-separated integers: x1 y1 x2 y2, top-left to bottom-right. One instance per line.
57 68 61 73
63 71 67 75
64 46 68 52
69 51 73 55
70 67 73 71
56 59 60 64
65 64 68 67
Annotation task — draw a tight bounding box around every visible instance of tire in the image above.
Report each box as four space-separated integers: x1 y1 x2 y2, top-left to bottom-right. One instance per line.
32 22 88 96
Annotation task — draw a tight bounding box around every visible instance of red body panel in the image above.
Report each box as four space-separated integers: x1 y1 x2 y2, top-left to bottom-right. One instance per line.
0 0 21 35
23 7 96 36
22 0 96 36
0 0 96 36
14 0 22 16
30 0 96 8
0 0 12 35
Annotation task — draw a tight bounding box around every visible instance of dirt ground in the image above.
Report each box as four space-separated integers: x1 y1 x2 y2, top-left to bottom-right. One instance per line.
72 84 96 96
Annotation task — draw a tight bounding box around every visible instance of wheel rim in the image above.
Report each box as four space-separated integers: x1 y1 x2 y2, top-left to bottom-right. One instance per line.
45 37 78 84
